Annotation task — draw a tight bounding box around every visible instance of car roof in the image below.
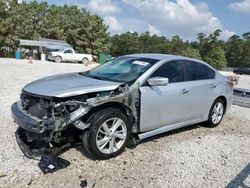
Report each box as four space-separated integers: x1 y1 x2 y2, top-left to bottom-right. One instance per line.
125 53 202 62
124 53 217 70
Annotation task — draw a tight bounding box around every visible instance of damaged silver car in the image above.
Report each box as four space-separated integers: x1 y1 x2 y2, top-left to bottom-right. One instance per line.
11 54 233 159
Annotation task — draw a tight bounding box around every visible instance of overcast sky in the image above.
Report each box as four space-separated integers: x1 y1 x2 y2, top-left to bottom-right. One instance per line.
27 0 250 40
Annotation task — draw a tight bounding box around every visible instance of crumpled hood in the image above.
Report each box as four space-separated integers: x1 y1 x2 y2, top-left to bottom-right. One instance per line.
23 72 122 98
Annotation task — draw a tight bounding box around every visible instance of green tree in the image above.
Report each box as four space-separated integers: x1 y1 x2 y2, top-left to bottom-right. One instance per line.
169 35 186 55
0 1 110 56
0 0 20 56
111 32 141 56
242 37 250 67
181 47 201 59
226 35 244 67
196 30 228 69
204 46 227 70
242 32 250 40
196 32 209 58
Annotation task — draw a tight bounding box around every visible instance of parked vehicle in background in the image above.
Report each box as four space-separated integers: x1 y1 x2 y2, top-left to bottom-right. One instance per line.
48 48 93 65
11 54 233 160
233 68 250 75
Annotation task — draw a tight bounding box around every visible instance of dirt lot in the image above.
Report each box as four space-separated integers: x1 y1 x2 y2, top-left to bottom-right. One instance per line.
0 58 249 188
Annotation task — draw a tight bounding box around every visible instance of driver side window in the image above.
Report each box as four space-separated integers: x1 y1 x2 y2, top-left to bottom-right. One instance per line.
150 61 184 83
64 49 73 54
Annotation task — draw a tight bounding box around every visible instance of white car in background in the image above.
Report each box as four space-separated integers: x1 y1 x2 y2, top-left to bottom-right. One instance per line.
48 48 93 65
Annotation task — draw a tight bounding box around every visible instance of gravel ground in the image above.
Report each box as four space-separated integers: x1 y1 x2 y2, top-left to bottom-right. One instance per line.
0 58 249 188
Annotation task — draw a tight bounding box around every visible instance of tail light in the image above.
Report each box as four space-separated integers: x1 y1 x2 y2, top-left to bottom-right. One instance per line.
226 74 239 88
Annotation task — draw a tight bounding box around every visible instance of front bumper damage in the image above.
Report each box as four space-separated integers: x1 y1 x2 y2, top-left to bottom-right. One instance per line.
11 101 90 159
11 102 44 134
15 127 48 160
12 102 48 159
11 83 140 160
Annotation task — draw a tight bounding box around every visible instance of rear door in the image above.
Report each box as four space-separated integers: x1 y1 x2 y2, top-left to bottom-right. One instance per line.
182 61 217 120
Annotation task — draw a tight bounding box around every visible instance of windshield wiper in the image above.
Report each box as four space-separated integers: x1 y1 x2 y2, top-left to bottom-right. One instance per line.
88 75 107 81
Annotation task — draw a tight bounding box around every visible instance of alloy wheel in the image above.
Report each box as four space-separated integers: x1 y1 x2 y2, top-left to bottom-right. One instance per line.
212 102 224 124
96 118 127 154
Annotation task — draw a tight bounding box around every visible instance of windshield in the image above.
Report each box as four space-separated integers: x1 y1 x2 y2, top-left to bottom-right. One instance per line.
59 48 66 52
86 56 158 83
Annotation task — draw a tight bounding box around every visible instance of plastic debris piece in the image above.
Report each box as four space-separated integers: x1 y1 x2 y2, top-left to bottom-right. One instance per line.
0 172 7 178
80 180 88 188
38 154 70 174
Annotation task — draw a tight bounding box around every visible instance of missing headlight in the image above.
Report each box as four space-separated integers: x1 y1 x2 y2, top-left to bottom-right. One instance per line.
66 104 79 113
54 103 65 115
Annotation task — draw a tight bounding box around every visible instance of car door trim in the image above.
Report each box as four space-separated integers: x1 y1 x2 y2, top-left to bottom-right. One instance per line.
137 117 207 140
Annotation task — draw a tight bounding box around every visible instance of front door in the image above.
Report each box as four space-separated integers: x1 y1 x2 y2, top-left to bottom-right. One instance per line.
64 49 74 61
140 81 194 132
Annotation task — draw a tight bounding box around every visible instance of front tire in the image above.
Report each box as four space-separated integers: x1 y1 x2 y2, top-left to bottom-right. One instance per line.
206 98 225 127
84 108 130 159
55 56 62 63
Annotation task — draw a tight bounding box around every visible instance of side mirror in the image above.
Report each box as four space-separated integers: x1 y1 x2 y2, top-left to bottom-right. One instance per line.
147 77 169 86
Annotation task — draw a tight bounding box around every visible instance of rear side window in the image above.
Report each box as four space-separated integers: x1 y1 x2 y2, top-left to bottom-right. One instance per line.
150 61 184 83
184 61 215 81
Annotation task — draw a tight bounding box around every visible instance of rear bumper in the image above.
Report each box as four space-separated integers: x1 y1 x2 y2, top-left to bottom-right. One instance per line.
11 102 44 133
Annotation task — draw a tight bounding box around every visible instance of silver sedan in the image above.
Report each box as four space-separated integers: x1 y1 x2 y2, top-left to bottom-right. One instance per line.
12 54 233 159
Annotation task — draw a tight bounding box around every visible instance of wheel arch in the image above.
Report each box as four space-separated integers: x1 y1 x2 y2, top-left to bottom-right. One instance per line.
82 57 89 61
215 95 227 113
82 102 135 127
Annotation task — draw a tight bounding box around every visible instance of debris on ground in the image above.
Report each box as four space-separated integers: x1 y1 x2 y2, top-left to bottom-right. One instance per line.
27 176 33 185
37 142 72 173
38 154 70 174
0 173 7 178
80 180 88 188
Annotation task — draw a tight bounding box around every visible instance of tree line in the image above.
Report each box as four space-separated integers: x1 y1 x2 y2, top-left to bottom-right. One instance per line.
111 31 250 69
0 1 250 69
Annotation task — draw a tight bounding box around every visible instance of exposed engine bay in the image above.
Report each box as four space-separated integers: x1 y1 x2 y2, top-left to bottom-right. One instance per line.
12 83 140 160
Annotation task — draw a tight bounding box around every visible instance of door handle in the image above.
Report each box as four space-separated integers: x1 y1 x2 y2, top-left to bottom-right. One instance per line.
210 84 217 88
181 89 189 94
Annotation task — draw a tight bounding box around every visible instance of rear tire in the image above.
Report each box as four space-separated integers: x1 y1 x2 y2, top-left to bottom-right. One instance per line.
82 58 89 66
206 98 225 127
83 108 130 160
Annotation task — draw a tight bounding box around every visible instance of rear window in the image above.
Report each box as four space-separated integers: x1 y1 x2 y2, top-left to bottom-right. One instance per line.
185 61 215 81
